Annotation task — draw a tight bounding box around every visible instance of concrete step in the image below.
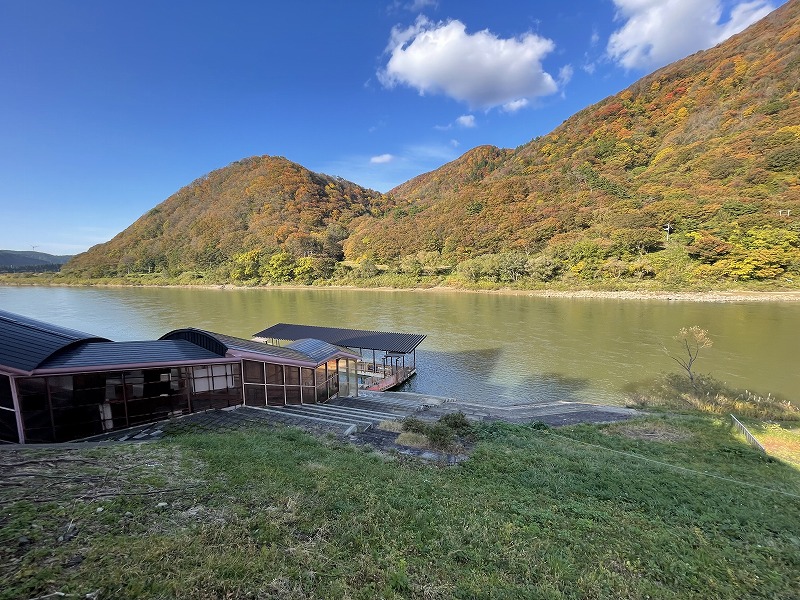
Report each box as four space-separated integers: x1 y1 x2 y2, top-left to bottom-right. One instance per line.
310 404 402 422
358 390 457 406
245 406 361 435
278 405 378 431
326 398 412 419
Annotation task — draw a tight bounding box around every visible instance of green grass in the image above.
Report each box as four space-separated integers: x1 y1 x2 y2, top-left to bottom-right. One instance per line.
742 420 800 467
2 416 799 599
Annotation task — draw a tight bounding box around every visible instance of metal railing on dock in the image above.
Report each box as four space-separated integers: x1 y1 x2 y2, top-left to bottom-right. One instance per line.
361 367 416 391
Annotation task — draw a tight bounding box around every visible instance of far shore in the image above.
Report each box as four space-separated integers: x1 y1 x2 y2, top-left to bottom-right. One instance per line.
3 279 800 302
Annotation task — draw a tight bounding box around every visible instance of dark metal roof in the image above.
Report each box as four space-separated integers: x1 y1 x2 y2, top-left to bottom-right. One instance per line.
285 338 361 364
253 323 426 354
162 328 358 366
38 340 227 371
0 309 111 373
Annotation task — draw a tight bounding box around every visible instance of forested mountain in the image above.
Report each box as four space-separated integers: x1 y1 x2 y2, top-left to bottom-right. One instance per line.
345 0 800 284
64 156 397 281
65 0 800 286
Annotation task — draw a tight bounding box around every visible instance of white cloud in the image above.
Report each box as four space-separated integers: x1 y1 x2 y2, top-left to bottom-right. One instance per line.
502 99 529 112
607 0 775 70
379 16 559 109
406 0 437 11
456 114 476 128
370 153 395 164
318 143 460 192
714 0 775 42
557 64 574 86
388 0 438 12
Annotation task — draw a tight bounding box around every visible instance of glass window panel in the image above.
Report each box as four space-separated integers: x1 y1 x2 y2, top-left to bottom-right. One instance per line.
244 385 266 407
48 376 74 408
266 385 285 406
105 374 124 402
285 386 301 405
18 378 48 411
0 407 19 444
284 366 300 386
0 375 13 410
243 361 265 384
266 363 284 385
316 383 328 403
212 376 230 391
302 387 316 404
301 368 315 387
22 419 56 443
125 371 145 399
73 374 106 406
141 369 172 399
52 406 104 442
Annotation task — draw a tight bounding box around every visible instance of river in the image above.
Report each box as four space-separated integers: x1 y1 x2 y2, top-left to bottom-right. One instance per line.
1 286 797 405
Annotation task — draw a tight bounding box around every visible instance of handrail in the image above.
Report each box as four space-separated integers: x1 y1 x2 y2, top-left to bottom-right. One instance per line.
731 414 766 453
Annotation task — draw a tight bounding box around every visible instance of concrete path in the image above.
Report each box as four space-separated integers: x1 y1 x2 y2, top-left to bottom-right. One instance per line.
352 390 638 426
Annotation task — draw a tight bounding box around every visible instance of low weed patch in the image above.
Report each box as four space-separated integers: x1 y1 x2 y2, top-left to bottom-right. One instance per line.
399 412 473 452
628 372 800 421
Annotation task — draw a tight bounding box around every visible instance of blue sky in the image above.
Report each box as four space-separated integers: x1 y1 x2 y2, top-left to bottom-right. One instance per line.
0 0 783 255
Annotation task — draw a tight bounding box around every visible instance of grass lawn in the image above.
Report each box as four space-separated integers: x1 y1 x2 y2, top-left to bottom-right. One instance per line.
2 415 799 599
741 420 800 468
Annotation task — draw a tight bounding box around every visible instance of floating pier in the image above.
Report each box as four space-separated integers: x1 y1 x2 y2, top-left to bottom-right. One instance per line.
253 323 426 392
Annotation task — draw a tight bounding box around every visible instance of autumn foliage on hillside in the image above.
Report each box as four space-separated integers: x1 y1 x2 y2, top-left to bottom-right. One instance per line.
65 156 396 281
346 0 800 285
66 1 800 287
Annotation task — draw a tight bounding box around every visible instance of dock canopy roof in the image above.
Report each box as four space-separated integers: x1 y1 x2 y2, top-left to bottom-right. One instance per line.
162 328 360 367
253 323 426 354
0 309 110 373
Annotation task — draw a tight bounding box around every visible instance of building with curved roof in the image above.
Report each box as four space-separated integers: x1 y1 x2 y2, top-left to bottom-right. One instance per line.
0 311 360 444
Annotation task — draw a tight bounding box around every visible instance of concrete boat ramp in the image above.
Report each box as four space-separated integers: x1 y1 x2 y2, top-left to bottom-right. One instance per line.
79 391 638 443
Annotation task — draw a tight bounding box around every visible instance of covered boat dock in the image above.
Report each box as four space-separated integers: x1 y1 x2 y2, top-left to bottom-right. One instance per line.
253 323 426 391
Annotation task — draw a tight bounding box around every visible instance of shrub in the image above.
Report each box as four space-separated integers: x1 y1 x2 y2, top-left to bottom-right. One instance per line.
426 423 455 450
438 412 472 435
401 417 429 435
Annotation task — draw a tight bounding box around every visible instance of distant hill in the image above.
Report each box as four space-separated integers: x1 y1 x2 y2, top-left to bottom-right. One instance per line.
65 0 800 286
0 250 73 272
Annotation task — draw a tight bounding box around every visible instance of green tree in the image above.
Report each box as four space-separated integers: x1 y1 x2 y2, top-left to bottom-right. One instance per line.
261 252 295 282
230 249 263 281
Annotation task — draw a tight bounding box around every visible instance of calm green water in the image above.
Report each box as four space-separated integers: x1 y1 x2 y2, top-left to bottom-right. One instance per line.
1 286 797 405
